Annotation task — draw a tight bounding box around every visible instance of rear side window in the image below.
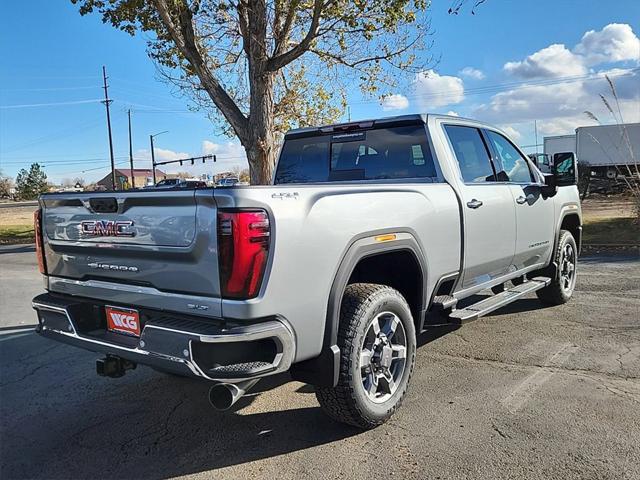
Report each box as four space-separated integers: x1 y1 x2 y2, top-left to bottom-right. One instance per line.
485 130 533 183
444 125 495 183
274 125 437 184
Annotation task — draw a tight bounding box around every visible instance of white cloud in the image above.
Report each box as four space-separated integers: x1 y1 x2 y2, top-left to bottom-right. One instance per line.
135 147 191 164
504 44 587 78
499 125 522 141
413 70 465 109
446 111 460 117
155 147 191 162
459 67 485 80
477 24 639 137
575 23 640 66
503 24 639 81
202 141 246 161
380 94 409 111
133 142 247 177
473 68 639 136
201 141 248 172
536 116 597 136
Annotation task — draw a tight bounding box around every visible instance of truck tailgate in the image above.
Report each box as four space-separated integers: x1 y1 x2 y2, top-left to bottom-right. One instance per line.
40 189 221 301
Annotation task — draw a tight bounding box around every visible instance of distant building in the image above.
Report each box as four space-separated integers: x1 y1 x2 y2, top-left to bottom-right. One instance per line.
214 171 236 182
96 168 166 189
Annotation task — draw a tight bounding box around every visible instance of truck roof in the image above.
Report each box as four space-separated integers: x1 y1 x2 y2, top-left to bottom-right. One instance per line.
284 113 492 138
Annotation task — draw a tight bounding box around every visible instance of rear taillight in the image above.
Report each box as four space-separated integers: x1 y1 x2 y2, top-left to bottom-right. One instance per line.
34 208 47 274
217 210 270 299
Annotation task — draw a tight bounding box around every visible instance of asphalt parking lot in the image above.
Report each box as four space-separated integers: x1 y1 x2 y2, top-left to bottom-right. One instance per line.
1 245 639 480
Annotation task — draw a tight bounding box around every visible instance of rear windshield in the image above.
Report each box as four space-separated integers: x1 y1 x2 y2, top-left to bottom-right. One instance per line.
274 125 437 184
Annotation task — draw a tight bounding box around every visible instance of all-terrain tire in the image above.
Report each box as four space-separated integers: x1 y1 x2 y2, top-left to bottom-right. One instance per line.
536 230 578 305
315 283 416 429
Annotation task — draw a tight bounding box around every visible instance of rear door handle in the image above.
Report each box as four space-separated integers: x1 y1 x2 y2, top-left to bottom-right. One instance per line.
516 194 535 204
466 199 483 209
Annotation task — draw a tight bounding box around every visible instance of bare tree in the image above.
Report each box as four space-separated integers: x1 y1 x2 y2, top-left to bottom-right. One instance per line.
585 75 640 221
72 0 433 184
231 165 250 182
0 170 13 198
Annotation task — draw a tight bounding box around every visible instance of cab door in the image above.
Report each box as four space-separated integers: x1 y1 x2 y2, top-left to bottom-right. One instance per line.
483 129 555 270
443 125 517 290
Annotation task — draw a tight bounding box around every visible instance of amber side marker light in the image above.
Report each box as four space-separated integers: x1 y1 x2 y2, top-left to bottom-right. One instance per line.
374 234 397 243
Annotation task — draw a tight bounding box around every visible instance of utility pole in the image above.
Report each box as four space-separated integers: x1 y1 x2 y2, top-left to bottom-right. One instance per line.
534 120 539 155
101 66 116 190
150 134 156 185
128 109 135 189
150 130 168 186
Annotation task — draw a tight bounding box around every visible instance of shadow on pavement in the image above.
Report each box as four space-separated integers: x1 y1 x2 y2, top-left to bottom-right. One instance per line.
0 333 361 479
0 244 35 255
0 298 467 479
579 254 639 263
486 297 554 317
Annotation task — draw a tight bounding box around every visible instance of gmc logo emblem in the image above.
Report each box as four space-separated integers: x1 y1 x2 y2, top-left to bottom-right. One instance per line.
81 220 135 237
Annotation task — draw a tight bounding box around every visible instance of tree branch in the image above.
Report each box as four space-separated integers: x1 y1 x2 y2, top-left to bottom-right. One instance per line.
273 0 301 56
310 35 420 69
153 0 249 142
237 1 251 57
266 0 324 71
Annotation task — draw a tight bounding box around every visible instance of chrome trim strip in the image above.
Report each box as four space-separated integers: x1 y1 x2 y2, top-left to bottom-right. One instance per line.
47 276 222 317
32 301 295 382
49 276 217 304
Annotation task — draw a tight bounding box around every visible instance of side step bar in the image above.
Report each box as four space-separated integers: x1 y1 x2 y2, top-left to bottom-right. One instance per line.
448 277 551 323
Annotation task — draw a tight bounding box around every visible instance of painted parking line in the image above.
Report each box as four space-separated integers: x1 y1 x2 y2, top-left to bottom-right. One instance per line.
502 342 579 414
0 332 33 343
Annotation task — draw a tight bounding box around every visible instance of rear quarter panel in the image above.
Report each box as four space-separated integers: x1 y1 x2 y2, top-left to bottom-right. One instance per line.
215 183 460 362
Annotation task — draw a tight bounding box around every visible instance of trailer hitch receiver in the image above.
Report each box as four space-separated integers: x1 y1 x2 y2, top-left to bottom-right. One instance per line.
97 355 137 378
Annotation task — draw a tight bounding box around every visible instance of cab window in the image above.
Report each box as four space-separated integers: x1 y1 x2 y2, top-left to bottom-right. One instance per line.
485 130 533 183
443 125 495 183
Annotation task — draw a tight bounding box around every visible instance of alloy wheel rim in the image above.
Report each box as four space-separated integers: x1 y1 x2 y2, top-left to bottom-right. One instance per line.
560 243 576 294
359 311 407 403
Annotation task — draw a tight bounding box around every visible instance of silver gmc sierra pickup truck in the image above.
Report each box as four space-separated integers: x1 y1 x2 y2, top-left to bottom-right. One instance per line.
32 114 581 428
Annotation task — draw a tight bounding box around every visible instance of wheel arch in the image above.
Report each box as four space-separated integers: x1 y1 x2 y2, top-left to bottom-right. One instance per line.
290 230 428 387
556 209 582 255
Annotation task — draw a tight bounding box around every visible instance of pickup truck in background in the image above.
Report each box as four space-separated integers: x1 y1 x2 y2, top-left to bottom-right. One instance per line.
32 114 582 429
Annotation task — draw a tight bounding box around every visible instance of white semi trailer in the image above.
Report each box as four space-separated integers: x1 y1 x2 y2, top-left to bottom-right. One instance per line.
544 123 639 179
543 134 576 162
576 123 639 178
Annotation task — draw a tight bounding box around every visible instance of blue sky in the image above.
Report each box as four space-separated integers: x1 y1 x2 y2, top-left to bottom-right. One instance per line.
1 0 639 184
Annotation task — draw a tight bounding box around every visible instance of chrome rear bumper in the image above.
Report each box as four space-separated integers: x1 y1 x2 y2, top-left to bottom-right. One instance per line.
32 293 295 382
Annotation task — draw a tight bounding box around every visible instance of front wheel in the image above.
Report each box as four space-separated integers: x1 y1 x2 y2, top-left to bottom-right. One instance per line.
536 230 578 305
315 283 416 429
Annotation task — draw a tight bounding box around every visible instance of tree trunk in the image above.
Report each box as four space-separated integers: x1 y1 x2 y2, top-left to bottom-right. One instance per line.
245 144 276 185
245 65 277 185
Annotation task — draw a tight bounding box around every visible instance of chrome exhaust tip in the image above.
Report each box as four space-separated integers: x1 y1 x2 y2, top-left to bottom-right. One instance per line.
208 379 259 411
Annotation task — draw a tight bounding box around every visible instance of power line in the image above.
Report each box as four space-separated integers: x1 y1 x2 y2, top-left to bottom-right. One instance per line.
1 157 129 166
0 119 103 153
108 70 636 115
1 154 128 163
1 85 102 92
0 99 103 109
354 70 637 106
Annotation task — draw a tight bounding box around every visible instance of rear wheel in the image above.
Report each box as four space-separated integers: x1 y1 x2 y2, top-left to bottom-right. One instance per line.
315 283 416 429
536 230 577 305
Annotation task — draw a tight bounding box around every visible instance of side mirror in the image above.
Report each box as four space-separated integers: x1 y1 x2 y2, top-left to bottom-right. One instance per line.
541 172 557 197
552 152 578 186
